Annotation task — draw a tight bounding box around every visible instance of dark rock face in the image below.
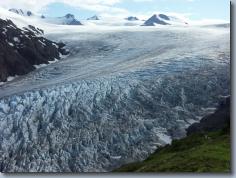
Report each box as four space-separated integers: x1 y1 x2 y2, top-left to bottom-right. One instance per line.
0 18 69 82
187 97 230 135
24 25 44 35
143 15 170 26
69 19 83 25
159 14 170 21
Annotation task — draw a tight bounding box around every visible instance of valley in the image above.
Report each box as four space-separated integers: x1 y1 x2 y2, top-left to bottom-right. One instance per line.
0 7 231 172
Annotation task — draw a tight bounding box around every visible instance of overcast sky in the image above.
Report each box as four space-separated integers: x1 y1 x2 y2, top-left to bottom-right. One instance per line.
0 0 230 22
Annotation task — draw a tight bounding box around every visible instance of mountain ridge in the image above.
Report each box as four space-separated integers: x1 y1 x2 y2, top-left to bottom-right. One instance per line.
143 14 188 26
0 18 69 82
8 8 83 25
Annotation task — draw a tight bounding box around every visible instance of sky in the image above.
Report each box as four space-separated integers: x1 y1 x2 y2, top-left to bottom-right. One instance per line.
0 0 230 22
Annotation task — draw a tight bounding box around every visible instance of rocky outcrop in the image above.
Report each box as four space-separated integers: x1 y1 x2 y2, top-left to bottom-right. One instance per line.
0 19 69 82
187 97 230 135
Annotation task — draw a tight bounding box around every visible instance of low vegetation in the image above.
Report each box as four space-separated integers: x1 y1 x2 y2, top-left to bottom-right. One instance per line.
114 127 230 172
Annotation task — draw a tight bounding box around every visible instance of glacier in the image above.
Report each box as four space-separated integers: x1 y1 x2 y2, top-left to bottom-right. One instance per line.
0 26 230 172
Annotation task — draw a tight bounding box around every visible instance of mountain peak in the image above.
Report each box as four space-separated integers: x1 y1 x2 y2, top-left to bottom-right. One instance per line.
87 15 99 20
126 16 139 21
58 14 82 25
143 13 188 26
64 13 75 19
143 14 170 26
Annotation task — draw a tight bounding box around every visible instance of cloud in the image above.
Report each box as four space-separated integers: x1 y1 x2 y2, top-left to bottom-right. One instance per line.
189 19 229 25
0 0 53 11
131 0 153 2
0 0 124 13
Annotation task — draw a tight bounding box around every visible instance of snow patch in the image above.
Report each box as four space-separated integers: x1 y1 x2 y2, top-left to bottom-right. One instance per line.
0 82 5 86
13 37 20 43
152 128 172 145
7 76 17 82
38 40 46 46
2 28 7 35
48 58 59 64
52 43 59 48
34 58 60 69
8 24 16 29
0 102 10 114
110 156 122 160
33 63 48 69
0 75 18 86
201 107 217 114
8 42 14 46
25 34 30 39
157 133 172 144
59 52 69 59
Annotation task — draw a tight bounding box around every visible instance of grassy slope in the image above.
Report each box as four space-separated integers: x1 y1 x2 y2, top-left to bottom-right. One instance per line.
114 128 231 173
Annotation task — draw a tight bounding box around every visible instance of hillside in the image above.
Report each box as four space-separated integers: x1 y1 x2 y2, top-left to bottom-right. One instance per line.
114 98 231 173
0 18 69 82
114 129 230 172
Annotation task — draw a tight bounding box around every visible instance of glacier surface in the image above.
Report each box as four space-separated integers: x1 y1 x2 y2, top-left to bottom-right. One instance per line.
0 27 230 172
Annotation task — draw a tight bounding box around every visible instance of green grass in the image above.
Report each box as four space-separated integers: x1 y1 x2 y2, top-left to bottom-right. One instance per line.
114 129 231 173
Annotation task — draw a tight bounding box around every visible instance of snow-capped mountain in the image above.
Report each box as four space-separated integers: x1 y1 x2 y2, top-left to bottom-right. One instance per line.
9 8 33 17
87 15 99 20
126 16 139 21
143 14 188 26
143 14 170 26
8 9 82 25
83 15 144 26
47 13 83 25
